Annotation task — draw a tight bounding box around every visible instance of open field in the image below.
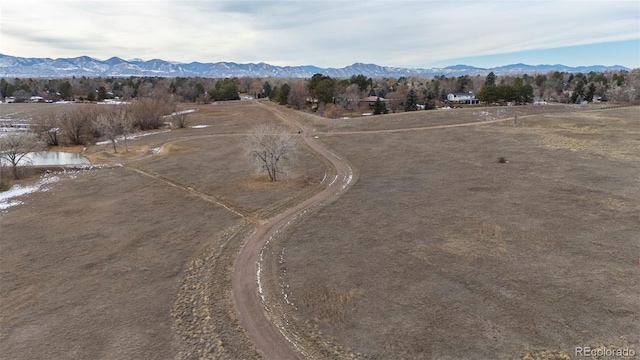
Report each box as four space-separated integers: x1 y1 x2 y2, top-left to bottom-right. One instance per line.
1 100 638 359
267 106 640 358
0 101 327 359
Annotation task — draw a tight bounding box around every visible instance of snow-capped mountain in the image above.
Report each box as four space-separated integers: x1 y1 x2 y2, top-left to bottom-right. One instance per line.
0 54 630 78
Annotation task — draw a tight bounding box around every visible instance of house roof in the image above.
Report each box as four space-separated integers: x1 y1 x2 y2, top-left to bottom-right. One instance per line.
361 95 386 102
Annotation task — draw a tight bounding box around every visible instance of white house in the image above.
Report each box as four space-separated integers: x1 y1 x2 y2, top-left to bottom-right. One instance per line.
447 92 478 104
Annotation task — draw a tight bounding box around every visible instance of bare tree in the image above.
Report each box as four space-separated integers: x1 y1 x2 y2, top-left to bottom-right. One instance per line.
130 95 174 130
0 132 45 179
95 107 135 152
243 124 299 182
324 103 345 119
172 110 190 129
59 107 96 145
250 79 263 98
34 111 60 146
287 81 310 110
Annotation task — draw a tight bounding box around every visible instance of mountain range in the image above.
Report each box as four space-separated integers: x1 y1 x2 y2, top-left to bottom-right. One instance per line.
0 54 630 79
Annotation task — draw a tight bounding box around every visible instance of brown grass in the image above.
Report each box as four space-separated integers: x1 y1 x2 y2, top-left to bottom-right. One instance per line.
3 102 639 359
300 287 363 324
0 101 326 359
274 105 640 359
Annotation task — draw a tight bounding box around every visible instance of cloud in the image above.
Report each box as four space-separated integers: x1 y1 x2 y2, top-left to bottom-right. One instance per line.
1 0 638 67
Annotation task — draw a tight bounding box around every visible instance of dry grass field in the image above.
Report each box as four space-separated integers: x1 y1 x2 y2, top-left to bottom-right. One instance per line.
0 101 326 359
1 100 638 359
267 105 639 359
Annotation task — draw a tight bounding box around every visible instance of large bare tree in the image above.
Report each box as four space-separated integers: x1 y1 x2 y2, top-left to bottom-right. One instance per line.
243 124 299 182
34 111 60 146
59 107 95 145
95 107 134 152
130 95 175 130
0 132 45 179
287 81 310 110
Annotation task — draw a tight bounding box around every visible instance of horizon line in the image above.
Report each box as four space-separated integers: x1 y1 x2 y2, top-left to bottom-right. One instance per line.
0 53 634 71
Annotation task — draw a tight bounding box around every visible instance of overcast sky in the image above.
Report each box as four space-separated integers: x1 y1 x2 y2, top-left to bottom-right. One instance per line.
2 0 639 68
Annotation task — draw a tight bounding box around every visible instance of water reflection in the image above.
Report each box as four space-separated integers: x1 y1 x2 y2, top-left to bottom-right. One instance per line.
20 152 90 166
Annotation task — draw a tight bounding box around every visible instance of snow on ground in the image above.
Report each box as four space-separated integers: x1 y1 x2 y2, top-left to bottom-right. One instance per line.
0 164 122 210
164 109 196 117
97 100 131 105
190 125 209 129
0 175 60 210
95 129 171 145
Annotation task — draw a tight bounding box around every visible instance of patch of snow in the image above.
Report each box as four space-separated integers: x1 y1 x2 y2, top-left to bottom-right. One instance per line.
96 100 130 105
165 109 196 117
0 200 23 210
96 129 171 146
0 175 60 210
190 125 209 129
340 117 350 120
362 112 372 116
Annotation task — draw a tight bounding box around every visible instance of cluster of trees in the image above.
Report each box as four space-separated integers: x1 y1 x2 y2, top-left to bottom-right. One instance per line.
2 68 638 112
1 94 184 182
477 73 534 104
38 95 178 147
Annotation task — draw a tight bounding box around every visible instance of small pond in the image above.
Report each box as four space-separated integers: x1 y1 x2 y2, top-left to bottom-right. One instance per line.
20 151 90 166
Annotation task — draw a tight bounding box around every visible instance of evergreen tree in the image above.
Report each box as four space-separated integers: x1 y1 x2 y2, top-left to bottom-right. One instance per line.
585 83 596 102
278 83 290 105
58 80 72 100
439 88 447 101
309 74 335 104
404 89 418 111
209 78 240 101
263 81 272 98
373 97 388 115
571 81 585 103
350 74 372 92
97 86 108 101
485 72 496 86
455 75 470 93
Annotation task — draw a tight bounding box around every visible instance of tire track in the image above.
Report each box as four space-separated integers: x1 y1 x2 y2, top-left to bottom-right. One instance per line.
127 165 247 218
231 103 355 359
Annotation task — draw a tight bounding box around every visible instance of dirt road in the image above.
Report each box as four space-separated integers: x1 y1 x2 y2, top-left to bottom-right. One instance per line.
231 103 355 359
229 104 532 359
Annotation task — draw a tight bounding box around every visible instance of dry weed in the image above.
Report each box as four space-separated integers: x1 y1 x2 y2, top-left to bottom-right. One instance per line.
301 287 363 324
437 222 508 260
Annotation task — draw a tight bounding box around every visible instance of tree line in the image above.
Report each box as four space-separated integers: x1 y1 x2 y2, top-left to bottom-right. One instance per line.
2 68 638 113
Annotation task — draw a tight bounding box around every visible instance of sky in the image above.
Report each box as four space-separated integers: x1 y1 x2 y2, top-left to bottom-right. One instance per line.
1 0 639 69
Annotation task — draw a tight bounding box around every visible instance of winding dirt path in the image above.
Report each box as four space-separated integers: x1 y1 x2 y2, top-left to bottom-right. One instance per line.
231 103 354 359
229 103 531 359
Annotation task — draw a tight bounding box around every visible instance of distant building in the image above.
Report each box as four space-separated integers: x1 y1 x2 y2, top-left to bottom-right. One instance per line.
360 95 387 107
447 92 478 104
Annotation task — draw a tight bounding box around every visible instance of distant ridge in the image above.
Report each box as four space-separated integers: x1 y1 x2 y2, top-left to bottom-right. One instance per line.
0 54 630 78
